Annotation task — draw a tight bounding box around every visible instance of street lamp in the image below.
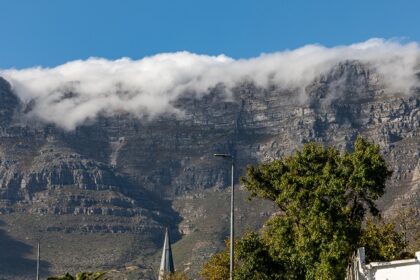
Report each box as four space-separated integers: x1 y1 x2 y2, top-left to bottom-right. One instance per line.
214 153 235 280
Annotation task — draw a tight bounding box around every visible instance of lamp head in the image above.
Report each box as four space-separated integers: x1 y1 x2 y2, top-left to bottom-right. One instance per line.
214 153 232 158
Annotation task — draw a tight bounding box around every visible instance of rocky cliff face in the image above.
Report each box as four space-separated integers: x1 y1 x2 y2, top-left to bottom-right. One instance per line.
0 61 419 279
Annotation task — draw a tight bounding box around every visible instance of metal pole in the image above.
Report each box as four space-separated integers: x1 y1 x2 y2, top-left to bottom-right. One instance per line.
230 158 234 280
36 241 40 280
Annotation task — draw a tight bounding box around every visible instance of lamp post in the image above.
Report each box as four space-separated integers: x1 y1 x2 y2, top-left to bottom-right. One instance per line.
214 153 234 280
36 241 40 280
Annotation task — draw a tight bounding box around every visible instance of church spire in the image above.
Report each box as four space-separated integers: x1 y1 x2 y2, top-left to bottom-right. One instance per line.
159 228 175 280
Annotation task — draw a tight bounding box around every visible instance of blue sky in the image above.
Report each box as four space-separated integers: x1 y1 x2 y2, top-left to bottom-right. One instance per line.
1 0 419 69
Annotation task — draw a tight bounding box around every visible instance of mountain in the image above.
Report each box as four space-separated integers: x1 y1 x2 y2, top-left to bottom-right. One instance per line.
0 61 419 279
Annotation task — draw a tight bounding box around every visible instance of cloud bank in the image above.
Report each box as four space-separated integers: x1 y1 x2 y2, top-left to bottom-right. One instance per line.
1 38 419 130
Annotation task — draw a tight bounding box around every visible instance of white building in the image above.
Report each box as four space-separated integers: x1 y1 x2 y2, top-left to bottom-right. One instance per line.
347 247 420 280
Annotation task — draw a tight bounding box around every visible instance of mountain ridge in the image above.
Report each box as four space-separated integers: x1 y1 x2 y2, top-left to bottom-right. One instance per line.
0 60 419 279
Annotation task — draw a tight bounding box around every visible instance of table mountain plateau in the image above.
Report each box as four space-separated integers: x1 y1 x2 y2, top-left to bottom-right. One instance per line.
0 60 419 279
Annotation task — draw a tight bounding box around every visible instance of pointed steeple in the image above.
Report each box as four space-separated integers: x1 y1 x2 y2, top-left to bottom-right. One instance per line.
159 228 175 280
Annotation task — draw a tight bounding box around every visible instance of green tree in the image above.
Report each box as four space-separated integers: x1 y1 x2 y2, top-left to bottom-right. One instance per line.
201 233 284 280
360 219 411 262
235 231 284 280
201 240 230 280
243 137 391 279
203 137 399 280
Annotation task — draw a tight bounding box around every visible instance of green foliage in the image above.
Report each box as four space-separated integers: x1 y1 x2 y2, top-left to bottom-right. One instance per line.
47 271 107 280
235 231 284 280
200 240 230 280
360 219 411 262
241 136 392 279
47 273 75 280
201 234 284 280
203 137 399 280
242 137 391 221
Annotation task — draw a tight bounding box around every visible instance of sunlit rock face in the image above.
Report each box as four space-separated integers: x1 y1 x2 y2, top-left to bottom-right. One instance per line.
0 60 419 278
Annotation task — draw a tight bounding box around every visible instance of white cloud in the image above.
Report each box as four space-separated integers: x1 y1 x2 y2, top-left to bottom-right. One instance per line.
1 38 419 130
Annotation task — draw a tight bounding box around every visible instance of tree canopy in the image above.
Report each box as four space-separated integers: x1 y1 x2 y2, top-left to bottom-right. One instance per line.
202 137 407 280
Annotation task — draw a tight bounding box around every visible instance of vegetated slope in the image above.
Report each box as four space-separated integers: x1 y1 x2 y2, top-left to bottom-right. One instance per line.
0 60 419 279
